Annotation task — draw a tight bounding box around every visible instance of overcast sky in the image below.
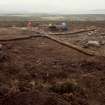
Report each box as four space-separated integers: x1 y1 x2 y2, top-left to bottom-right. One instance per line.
0 0 105 14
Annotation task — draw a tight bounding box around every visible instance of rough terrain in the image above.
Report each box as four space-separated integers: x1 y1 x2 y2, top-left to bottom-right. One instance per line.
0 21 105 105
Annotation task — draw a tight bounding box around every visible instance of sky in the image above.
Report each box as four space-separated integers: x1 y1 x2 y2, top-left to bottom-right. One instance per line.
0 0 105 14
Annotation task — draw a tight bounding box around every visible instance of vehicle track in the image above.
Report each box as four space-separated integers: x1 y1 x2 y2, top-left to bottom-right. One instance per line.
0 29 98 57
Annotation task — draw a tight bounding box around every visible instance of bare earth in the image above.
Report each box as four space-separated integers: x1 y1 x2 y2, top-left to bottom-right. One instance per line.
0 21 105 105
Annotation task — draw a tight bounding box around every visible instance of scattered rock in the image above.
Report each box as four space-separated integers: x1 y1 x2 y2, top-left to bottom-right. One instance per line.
21 27 28 30
87 31 94 36
86 41 100 47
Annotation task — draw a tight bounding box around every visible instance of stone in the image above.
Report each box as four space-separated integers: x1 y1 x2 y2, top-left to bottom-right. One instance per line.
87 40 100 47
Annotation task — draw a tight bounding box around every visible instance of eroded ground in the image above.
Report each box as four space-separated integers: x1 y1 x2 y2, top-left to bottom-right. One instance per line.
0 21 105 105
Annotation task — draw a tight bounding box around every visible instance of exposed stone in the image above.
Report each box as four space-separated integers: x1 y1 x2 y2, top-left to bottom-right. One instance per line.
87 40 100 47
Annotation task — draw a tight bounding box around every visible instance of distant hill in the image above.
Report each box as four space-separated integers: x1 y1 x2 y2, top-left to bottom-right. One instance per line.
0 9 105 15
0 10 105 21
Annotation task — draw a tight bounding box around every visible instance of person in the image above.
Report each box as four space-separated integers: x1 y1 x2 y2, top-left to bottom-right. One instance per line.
48 23 57 31
48 23 52 27
27 21 33 31
27 21 32 28
61 22 68 31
